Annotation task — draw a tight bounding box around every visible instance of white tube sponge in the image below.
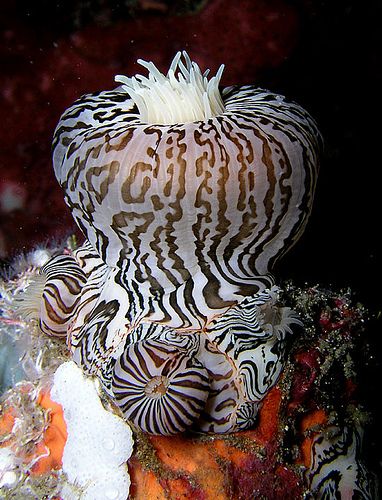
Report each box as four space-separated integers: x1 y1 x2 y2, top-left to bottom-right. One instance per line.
51 361 134 500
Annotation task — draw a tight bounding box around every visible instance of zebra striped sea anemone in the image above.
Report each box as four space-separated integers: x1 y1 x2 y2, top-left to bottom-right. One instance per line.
44 52 322 434
15 254 86 337
112 338 210 435
52 50 322 331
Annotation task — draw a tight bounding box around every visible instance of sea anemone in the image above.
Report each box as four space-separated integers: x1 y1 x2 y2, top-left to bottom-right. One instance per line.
52 50 321 330
44 51 322 433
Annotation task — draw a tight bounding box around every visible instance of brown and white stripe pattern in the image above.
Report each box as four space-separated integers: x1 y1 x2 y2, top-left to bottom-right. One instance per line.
306 425 377 498
47 53 322 434
112 338 210 435
38 254 86 337
53 80 321 331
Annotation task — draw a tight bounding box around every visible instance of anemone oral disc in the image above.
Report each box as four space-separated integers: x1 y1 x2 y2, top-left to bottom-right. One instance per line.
115 50 226 124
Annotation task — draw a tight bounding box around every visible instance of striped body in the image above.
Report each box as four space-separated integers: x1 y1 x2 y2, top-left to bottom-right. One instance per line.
306 426 376 498
49 244 299 434
113 338 210 435
45 61 322 434
53 85 321 330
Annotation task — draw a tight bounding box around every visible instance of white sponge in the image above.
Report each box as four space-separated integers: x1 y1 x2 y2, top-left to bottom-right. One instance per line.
51 361 134 500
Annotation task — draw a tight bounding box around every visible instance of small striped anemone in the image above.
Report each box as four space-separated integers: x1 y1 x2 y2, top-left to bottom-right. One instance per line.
24 52 322 434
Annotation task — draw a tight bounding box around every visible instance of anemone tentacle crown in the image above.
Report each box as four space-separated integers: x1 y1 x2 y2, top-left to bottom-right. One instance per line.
25 51 321 434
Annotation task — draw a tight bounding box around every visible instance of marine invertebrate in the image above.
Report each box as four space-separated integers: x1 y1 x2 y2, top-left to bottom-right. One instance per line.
2 261 378 497
34 52 321 434
51 361 134 500
113 338 210 435
305 425 375 498
15 254 86 337
0 360 134 498
52 52 321 329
